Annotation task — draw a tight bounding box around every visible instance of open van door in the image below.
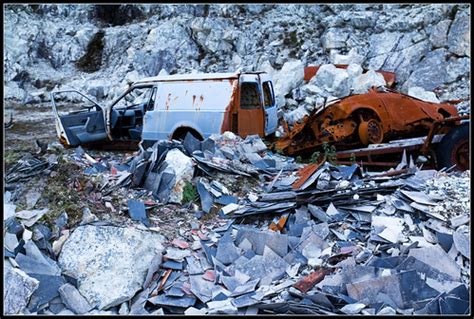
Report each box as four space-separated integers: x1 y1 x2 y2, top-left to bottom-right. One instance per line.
51 90 108 147
237 74 265 137
260 75 278 136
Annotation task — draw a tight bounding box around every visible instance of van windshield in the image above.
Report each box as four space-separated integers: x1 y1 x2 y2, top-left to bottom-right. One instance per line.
114 87 155 109
240 82 261 109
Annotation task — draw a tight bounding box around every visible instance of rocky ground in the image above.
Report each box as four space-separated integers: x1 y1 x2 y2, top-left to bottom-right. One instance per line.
3 101 471 314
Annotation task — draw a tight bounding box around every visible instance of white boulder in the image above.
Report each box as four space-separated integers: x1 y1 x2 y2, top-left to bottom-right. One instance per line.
163 148 195 204
330 48 365 65
408 86 440 103
352 70 386 94
274 60 305 108
310 64 351 98
58 225 165 310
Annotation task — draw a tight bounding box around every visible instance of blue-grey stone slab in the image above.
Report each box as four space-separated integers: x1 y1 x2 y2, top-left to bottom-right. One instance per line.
231 292 260 308
215 231 240 266
156 172 176 203
197 179 213 214
183 132 202 155
148 294 196 308
215 195 238 205
127 200 150 227
162 260 183 270
27 274 66 312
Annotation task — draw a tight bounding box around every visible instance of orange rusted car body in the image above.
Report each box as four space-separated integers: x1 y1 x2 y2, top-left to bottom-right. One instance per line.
275 87 459 155
304 65 396 87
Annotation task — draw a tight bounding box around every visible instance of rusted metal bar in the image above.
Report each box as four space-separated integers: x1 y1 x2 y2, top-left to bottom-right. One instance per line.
293 267 334 293
420 115 469 154
335 160 402 167
292 162 322 189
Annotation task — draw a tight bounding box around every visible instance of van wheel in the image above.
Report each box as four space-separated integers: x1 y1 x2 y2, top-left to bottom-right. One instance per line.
172 128 203 142
436 123 469 171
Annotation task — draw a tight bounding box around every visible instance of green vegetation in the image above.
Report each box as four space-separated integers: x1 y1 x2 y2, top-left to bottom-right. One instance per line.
322 142 338 165
182 181 198 204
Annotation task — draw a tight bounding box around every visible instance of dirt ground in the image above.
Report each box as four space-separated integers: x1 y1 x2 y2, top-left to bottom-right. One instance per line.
3 101 248 242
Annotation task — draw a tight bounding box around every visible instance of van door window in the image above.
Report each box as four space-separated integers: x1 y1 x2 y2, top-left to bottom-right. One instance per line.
240 82 261 109
262 81 275 108
146 87 157 111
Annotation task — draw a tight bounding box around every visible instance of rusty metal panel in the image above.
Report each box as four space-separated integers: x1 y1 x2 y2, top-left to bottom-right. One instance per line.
237 76 265 137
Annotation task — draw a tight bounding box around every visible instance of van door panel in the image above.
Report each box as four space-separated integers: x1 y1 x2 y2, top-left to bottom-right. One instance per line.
262 80 278 135
238 80 264 137
51 90 107 147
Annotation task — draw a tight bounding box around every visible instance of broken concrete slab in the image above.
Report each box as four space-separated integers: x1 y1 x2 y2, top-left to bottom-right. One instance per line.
58 225 164 310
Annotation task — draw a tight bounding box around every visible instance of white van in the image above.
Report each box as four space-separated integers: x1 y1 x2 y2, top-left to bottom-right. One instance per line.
51 72 278 148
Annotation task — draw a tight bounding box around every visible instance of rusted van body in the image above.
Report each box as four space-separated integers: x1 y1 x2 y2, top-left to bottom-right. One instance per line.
51 72 278 147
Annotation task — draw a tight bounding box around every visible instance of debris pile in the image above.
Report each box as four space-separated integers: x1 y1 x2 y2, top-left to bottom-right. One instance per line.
3 135 470 315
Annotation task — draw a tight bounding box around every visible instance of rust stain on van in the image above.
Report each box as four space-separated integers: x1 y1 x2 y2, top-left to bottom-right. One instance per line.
165 93 171 111
221 80 239 133
192 95 196 109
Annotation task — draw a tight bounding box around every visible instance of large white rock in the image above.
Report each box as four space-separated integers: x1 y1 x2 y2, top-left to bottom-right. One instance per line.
310 64 351 98
352 70 386 94
330 48 365 65
163 148 195 204
274 60 305 108
284 105 309 125
407 87 440 103
4 263 40 314
58 225 165 310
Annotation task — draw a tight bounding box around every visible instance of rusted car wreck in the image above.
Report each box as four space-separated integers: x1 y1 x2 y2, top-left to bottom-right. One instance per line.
274 87 469 170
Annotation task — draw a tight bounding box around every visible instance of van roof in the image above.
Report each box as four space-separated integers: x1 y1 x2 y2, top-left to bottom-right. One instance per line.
133 71 267 84
134 72 239 84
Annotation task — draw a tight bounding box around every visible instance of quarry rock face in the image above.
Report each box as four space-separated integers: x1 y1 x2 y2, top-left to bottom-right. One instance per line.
3 4 469 114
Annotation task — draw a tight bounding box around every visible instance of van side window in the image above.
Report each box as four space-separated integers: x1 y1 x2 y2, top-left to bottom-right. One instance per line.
146 87 157 111
240 82 261 109
262 81 274 108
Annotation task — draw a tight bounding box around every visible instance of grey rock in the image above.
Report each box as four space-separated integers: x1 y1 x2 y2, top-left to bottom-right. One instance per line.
4 264 40 314
447 11 470 56
403 48 448 91
58 225 164 310
59 283 92 314
429 19 451 48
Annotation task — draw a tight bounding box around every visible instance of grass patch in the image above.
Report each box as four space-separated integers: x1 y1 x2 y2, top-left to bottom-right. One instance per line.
182 181 198 204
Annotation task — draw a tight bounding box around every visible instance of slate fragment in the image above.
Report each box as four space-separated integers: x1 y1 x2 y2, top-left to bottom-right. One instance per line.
127 199 151 227
58 283 92 314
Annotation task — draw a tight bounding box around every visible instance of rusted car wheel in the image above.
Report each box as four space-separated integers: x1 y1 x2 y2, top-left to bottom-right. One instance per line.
436 123 469 171
359 118 384 145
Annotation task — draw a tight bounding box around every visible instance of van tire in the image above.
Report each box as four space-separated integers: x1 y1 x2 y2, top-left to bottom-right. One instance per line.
172 127 203 142
435 123 469 171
